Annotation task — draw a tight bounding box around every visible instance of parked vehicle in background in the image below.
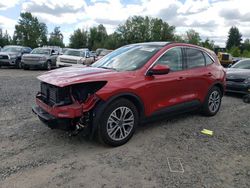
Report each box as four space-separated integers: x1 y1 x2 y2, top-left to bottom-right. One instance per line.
57 48 95 67
90 51 97 58
61 48 71 54
226 59 250 94
0 45 32 68
218 52 233 67
95 49 113 61
33 42 226 146
96 48 107 56
22 47 59 70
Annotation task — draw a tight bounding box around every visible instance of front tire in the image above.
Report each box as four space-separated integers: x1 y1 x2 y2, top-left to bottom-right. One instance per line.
15 60 22 69
46 61 52 70
202 86 222 116
98 98 138 147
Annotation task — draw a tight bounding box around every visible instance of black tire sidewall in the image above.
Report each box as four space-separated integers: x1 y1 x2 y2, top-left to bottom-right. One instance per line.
46 61 51 70
202 86 222 116
98 98 138 146
15 60 22 69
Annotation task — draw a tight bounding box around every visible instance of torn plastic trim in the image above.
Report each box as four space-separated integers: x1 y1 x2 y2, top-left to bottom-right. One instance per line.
82 94 100 113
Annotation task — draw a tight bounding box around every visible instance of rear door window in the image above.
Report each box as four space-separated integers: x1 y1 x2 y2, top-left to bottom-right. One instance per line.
186 48 205 69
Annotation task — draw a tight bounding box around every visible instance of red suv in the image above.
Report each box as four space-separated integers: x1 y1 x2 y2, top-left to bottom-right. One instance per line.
33 42 226 146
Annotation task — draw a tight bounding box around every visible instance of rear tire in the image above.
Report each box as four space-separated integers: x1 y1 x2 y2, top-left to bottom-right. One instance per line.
98 98 138 147
202 86 222 116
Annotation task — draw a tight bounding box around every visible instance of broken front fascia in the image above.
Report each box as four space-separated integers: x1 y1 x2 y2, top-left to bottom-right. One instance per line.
36 94 100 119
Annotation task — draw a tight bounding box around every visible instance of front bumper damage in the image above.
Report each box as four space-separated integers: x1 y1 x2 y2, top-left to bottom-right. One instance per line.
32 95 100 134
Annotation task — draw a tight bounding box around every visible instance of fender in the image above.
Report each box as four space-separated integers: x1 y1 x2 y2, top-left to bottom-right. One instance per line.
90 92 145 138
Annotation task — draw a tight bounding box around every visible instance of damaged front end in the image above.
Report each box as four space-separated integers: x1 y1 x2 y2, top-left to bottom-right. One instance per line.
32 81 107 136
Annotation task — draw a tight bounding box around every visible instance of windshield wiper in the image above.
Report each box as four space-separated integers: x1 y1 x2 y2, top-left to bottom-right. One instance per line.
99 66 118 71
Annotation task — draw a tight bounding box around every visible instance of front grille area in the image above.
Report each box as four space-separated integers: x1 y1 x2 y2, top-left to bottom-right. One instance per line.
0 55 9 60
60 58 77 64
38 82 72 106
23 56 40 61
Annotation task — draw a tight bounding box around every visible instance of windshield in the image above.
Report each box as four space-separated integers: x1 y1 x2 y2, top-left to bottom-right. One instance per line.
31 48 50 55
232 60 250 69
64 50 83 57
2 46 22 53
91 45 161 71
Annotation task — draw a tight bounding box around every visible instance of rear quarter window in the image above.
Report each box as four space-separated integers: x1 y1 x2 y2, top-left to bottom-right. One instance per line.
203 52 214 65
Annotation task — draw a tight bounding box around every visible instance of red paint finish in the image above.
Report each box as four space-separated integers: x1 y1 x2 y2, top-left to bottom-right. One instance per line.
36 98 83 118
36 42 226 119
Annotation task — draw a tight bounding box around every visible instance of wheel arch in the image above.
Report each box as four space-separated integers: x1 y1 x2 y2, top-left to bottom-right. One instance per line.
90 92 145 138
212 82 225 96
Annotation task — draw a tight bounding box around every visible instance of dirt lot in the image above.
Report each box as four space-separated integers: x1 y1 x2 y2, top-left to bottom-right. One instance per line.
0 68 249 188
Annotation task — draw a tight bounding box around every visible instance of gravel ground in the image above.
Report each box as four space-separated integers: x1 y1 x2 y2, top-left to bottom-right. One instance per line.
0 68 249 188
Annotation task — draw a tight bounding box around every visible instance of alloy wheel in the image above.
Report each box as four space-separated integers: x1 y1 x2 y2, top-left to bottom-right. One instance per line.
208 90 220 113
107 106 134 141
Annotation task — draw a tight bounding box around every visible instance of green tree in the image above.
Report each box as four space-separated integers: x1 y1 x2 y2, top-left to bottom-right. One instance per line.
116 16 175 45
0 29 11 47
228 46 241 57
241 39 250 52
69 28 88 48
184 29 201 45
89 24 108 50
174 34 185 42
13 12 48 48
48 27 64 47
242 49 250 58
201 38 215 50
226 26 242 50
150 17 175 41
103 32 122 49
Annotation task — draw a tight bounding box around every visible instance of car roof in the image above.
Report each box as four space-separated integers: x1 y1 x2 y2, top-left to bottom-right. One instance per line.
3 45 24 48
130 42 170 47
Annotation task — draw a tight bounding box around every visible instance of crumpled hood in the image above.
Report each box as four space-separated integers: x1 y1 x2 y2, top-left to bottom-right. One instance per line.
226 68 250 79
37 66 133 87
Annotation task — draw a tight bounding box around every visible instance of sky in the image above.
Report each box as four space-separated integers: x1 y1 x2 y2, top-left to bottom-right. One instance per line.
0 0 250 47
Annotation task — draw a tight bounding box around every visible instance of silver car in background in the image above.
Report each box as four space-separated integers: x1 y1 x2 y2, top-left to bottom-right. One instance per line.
56 48 95 67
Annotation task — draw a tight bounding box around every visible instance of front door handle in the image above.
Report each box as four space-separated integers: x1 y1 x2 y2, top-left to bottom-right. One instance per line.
177 76 185 81
204 72 212 77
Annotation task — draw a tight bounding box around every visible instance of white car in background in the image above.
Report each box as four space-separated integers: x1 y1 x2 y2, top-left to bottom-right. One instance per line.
56 48 95 67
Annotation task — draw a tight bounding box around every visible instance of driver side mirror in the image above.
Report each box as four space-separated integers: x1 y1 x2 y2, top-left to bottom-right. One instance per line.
228 63 232 68
146 64 170 76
